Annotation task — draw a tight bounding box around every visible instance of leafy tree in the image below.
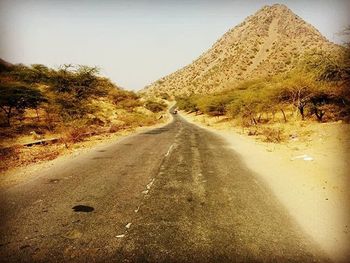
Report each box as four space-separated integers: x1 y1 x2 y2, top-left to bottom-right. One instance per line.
197 95 232 116
232 92 263 125
47 65 113 120
309 93 329 121
275 72 318 120
302 51 350 85
0 83 46 126
7 64 51 84
49 65 108 99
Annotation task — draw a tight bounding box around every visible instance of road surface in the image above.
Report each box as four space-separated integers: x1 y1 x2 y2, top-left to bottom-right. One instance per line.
0 113 329 262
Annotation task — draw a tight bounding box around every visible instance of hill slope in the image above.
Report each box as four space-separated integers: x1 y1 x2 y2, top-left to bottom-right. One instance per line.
0 58 14 72
144 4 342 96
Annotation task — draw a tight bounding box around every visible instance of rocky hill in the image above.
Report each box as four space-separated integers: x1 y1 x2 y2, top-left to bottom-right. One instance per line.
144 4 342 96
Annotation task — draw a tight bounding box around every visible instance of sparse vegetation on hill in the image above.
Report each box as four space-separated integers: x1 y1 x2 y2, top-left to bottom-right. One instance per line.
0 61 167 172
143 4 349 143
144 4 345 97
177 50 350 141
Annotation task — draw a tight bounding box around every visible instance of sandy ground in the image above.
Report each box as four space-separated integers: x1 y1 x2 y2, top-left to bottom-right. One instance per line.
181 112 350 263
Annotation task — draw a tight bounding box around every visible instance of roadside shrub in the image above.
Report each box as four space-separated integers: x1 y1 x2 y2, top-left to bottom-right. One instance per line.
109 89 142 111
197 95 234 116
260 127 286 143
159 92 170 100
109 124 123 133
144 100 166 113
176 97 198 112
119 113 157 127
61 122 93 144
64 128 89 143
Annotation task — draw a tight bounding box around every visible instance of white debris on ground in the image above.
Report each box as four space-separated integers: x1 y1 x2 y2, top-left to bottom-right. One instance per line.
146 178 155 190
291 154 314 161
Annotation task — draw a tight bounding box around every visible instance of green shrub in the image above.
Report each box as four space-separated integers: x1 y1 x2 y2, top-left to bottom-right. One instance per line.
109 90 142 112
144 100 166 113
0 83 47 126
176 97 198 112
197 94 234 116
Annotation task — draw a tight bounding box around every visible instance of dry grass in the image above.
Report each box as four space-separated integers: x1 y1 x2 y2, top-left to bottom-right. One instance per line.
184 110 328 145
0 118 168 174
0 144 63 173
0 103 169 173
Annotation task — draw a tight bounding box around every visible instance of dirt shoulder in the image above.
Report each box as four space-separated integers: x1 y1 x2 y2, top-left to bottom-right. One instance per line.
181 112 350 263
0 111 173 189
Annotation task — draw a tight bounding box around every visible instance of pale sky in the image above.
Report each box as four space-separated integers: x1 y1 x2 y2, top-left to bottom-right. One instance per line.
0 0 349 90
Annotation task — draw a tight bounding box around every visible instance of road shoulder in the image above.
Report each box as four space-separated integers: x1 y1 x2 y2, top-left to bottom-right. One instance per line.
180 112 350 263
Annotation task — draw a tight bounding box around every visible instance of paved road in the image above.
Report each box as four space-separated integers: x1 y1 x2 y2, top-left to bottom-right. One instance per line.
0 113 329 262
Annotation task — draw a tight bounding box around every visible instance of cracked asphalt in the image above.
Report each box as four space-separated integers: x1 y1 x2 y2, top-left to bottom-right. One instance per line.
0 113 330 262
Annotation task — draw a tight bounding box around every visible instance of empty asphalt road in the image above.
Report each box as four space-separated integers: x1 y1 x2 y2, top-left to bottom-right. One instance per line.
0 112 329 262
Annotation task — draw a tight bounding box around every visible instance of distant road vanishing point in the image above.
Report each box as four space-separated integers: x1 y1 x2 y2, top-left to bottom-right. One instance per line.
0 110 329 262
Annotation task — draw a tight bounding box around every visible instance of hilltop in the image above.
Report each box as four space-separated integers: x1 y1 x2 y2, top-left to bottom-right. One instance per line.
144 4 343 96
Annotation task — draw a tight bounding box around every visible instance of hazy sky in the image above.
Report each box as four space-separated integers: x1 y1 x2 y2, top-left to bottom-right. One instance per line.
0 0 349 90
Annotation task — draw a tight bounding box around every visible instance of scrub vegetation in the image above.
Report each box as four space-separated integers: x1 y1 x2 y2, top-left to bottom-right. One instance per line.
0 62 167 171
176 50 350 142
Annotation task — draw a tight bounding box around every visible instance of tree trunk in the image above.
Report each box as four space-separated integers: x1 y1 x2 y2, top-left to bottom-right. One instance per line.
298 105 305 120
281 109 287 123
257 113 262 123
252 117 257 125
315 109 325 122
6 114 11 126
6 108 12 126
36 108 40 122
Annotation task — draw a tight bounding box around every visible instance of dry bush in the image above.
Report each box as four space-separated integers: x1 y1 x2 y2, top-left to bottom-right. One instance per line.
61 125 92 144
119 113 157 128
109 123 124 133
0 146 18 168
144 100 167 113
260 126 286 143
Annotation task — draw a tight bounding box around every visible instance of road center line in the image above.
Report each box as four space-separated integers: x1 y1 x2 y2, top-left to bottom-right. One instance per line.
119 143 175 239
165 144 174 157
